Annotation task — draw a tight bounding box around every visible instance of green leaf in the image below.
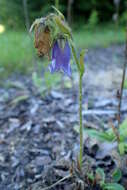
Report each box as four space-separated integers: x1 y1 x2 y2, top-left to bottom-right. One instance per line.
85 129 114 142
87 173 94 182
96 168 105 184
54 15 71 38
104 183 125 190
112 169 122 182
118 142 125 155
120 118 127 130
52 6 65 20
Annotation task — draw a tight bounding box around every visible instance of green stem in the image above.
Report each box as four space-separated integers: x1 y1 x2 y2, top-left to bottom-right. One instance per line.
55 0 59 9
69 39 84 169
69 40 80 71
79 73 83 168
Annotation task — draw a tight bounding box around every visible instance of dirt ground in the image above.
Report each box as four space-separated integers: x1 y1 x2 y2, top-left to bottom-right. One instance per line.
0 45 127 190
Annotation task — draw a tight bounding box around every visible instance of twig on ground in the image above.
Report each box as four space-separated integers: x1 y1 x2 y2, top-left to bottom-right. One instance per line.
40 174 72 190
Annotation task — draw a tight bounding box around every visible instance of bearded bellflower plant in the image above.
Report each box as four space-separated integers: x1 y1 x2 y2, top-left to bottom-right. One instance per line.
30 6 86 169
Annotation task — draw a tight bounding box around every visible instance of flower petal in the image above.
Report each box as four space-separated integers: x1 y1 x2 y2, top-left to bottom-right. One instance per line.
61 41 71 76
49 59 56 73
49 40 71 77
61 61 71 77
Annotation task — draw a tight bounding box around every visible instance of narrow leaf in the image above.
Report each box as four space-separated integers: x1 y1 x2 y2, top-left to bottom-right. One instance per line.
52 6 65 20
54 16 71 37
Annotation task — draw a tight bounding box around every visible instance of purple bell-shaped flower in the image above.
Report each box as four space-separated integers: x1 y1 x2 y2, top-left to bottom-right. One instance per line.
49 40 71 77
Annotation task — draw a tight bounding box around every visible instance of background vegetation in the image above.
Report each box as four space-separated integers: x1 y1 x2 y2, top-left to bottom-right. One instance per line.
0 0 126 79
0 0 127 28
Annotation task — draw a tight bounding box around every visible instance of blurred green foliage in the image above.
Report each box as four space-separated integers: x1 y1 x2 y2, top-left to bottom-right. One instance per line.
87 10 98 29
0 0 127 29
32 71 61 96
120 11 127 25
0 0 53 29
0 0 126 80
0 31 34 77
0 0 24 28
0 25 125 80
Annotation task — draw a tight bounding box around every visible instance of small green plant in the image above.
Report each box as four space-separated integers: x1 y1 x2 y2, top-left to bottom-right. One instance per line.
88 168 124 190
86 118 127 155
32 71 61 96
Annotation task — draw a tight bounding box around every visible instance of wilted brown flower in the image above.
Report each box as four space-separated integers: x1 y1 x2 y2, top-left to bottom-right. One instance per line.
34 25 51 57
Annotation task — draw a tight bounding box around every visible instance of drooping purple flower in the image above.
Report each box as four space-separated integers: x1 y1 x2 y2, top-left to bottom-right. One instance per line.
49 40 71 77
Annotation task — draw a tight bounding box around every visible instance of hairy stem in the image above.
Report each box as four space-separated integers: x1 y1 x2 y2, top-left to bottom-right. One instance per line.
79 73 83 168
70 40 84 168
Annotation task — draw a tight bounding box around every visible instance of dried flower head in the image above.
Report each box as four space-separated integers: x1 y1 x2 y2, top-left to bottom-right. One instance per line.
30 8 74 77
34 25 51 57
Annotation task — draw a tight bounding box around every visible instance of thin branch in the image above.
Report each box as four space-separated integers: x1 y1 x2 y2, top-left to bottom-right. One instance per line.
79 74 83 169
22 0 30 32
117 26 127 127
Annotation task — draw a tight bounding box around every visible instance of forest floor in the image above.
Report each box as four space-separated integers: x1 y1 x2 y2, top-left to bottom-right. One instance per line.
0 44 127 190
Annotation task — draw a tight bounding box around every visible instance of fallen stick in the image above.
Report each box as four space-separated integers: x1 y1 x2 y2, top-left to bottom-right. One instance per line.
82 108 127 116
40 174 71 190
